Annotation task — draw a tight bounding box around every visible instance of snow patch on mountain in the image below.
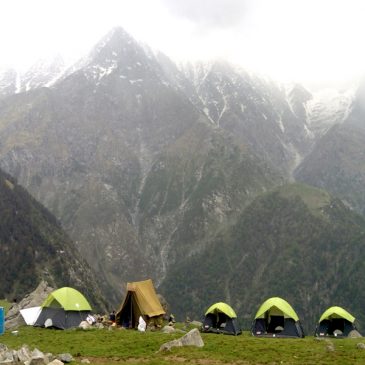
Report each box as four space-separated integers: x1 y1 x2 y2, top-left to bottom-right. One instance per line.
0 56 66 97
306 88 354 137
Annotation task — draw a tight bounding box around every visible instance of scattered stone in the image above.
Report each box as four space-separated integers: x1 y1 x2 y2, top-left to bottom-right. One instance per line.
0 359 16 365
81 359 90 364
159 328 204 352
161 325 176 334
31 349 44 359
16 345 32 363
79 321 91 330
190 321 202 328
28 348 49 365
48 360 64 365
57 353 73 363
357 343 365 350
94 323 104 329
3 351 15 362
349 330 362 338
29 357 47 365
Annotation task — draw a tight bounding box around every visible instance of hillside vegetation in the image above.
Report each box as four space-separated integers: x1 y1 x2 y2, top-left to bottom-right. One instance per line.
0 169 106 310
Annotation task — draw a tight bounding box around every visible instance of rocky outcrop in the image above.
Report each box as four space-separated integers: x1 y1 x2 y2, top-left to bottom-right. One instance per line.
5 281 54 329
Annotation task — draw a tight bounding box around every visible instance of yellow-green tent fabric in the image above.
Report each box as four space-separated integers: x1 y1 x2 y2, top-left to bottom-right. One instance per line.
319 306 355 323
41 287 92 311
205 302 237 318
254 297 299 321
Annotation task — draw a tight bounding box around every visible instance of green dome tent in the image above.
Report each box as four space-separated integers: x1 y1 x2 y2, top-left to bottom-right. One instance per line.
252 297 304 338
202 302 241 335
315 306 361 337
34 287 92 329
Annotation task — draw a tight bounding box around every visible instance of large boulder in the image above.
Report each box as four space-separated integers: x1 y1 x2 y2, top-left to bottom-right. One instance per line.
159 328 204 351
5 281 54 329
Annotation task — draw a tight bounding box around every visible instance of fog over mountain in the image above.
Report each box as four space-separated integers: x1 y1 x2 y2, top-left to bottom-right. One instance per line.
1 27 365 327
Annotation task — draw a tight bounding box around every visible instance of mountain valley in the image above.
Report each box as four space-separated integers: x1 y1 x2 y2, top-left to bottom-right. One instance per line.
0 27 364 328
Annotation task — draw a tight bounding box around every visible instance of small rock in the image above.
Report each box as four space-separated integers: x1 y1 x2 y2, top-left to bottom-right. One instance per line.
31 349 44 359
16 345 32 363
29 358 47 365
48 360 64 365
357 343 365 349
57 353 73 363
81 359 90 364
349 330 362 338
3 351 14 362
79 321 92 330
161 325 176 334
0 360 16 365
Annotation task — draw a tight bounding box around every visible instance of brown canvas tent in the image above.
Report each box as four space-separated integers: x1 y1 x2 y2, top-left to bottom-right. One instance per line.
116 279 165 329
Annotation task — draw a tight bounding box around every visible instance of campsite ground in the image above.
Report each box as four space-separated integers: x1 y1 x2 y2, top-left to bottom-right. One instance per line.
1 326 365 365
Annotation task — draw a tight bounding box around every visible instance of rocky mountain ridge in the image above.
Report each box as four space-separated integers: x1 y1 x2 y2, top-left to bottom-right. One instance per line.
0 56 65 97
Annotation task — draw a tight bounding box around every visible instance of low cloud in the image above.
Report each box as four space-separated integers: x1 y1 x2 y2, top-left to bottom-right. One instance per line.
161 0 247 30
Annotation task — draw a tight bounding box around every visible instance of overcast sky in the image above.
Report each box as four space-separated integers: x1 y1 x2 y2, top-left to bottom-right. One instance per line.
1 0 365 89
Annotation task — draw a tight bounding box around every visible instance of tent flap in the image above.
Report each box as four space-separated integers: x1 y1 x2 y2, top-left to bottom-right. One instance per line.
20 307 41 325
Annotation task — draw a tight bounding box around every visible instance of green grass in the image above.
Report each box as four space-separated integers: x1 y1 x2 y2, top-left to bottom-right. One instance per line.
1 327 365 365
0 300 11 314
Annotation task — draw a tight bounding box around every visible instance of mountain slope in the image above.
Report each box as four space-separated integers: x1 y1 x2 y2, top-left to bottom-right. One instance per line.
295 81 365 214
0 28 215 301
184 63 315 176
137 121 283 284
0 168 106 310
161 183 365 332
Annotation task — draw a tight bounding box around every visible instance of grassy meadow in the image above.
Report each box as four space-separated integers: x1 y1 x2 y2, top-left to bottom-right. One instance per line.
1 326 365 365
